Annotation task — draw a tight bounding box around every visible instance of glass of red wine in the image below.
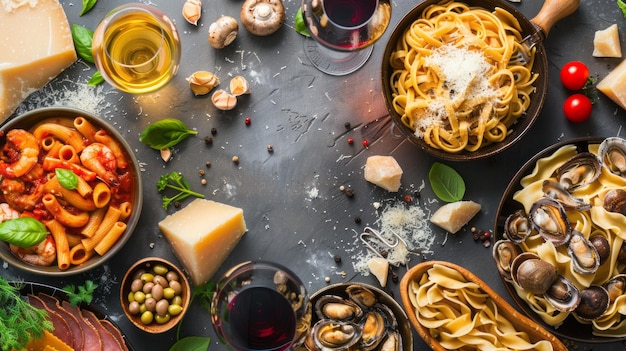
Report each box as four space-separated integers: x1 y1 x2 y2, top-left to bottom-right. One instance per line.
301 0 391 76
211 261 311 351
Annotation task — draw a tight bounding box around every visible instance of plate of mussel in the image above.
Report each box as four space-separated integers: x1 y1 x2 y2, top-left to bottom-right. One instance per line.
299 282 412 351
493 136 626 342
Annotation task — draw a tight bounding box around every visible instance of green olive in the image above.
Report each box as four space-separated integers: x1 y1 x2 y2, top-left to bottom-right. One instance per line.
127 291 136 303
128 301 141 315
169 280 182 295
168 304 183 316
139 303 147 314
155 313 171 324
140 311 154 325
140 272 154 283
131 278 143 292
166 271 179 282
133 291 146 304
171 296 183 306
156 299 170 316
153 264 169 276
163 287 176 299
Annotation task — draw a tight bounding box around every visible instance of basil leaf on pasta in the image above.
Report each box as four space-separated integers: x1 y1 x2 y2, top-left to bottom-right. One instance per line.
429 162 465 202
139 118 198 150
56 168 79 190
0 218 49 248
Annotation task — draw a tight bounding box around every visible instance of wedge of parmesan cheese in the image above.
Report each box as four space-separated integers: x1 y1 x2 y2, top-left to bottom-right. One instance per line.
364 155 403 192
598 59 626 110
367 257 389 288
158 199 248 285
430 200 481 234
0 0 77 122
593 24 621 58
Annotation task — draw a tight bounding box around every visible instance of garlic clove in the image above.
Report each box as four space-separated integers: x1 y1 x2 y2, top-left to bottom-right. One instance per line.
229 76 250 96
187 71 220 96
182 0 202 25
211 89 237 110
160 148 172 162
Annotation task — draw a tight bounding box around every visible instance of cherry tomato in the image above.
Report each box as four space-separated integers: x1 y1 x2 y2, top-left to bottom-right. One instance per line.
560 61 590 90
563 93 592 123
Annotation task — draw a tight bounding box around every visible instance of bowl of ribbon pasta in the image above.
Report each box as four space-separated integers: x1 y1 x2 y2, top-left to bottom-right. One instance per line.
0 107 142 275
381 0 555 161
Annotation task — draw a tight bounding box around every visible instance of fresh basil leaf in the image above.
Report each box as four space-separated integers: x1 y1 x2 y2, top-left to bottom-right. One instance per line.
88 71 104 86
169 336 211 351
295 8 310 37
428 162 465 202
56 168 79 190
619 0 626 17
139 118 198 150
71 24 95 63
0 218 49 248
80 0 97 16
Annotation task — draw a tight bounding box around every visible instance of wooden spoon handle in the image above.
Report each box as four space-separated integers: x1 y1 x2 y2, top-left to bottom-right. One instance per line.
530 0 580 36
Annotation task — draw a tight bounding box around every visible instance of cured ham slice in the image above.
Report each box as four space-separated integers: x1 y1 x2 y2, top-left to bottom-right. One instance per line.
82 309 126 351
37 293 85 350
27 295 74 347
61 300 104 351
101 319 130 351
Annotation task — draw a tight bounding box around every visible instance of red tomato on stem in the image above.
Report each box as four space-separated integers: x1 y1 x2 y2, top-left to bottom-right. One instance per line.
560 61 590 90
563 93 592 123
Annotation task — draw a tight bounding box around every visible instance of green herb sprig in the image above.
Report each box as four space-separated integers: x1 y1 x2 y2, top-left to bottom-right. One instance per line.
157 172 205 209
140 119 198 150
70 24 103 86
428 162 466 203
0 277 54 351
80 0 98 16
619 0 626 17
0 218 48 248
62 280 98 306
169 281 215 351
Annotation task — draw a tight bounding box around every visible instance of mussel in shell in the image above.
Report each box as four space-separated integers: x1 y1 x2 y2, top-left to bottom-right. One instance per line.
314 295 363 321
604 274 626 303
598 136 626 177
529 198 572 246
378 331 402 351
567 230 600 275
493 239 521 281
305 320 362 351
511 252 559 295
359 311 386 350
553 152 601 191
542 179 590 210
544 275 581 312
346 285 378 308
504 210 533 244
574 285 610 321
603 188 626 216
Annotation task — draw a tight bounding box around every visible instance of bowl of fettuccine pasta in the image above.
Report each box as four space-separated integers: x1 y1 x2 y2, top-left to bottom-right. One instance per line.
0 107 142 275
381 0 577 160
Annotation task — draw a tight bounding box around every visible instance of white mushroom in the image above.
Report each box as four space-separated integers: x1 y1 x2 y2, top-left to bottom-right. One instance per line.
208 16 239 49
182 0 202 25
240 0 285 36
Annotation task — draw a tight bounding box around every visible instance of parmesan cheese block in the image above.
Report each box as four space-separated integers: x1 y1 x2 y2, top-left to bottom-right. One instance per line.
367 257 389 288
430 200 481 234
598 59 626 110
158 199 248 285
364 155 403 192
0 0 77 121
593 24 621 58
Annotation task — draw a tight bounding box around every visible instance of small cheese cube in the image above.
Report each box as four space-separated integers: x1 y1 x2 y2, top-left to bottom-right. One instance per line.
364 155 403 192
430 200 481 234
159 199 248 285
593 24 621 58
0 0 77 121
367 257 389 288
598 59 626 110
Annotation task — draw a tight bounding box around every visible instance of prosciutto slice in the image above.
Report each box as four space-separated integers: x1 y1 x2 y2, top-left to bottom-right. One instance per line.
27 295 74 347
36 293 85 350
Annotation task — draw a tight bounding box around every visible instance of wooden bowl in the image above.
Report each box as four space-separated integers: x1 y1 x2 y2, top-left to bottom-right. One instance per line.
399 261 567 351
120 257 190 334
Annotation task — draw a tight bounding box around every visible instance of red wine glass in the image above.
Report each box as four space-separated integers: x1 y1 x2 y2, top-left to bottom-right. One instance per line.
301 0 391 76
211 261 311 351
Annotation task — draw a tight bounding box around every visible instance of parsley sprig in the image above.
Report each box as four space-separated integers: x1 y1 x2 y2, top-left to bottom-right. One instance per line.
157 172 205 210
63 280 98 306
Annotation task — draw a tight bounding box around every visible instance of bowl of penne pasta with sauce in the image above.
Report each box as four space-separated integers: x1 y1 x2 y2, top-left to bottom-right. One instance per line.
381 0 578 161
0 107 142 275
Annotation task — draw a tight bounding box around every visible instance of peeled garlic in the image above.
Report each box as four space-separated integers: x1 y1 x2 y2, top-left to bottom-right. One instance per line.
229 76 250 96
160 148 172 162
182 0 202 25
187 71 220 96
211 89 237 110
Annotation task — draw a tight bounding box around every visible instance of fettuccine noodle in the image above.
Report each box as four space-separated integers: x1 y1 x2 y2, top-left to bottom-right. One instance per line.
388 1 538 153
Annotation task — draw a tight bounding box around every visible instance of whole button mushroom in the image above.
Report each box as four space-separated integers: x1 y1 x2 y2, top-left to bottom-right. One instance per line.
208 16 239 49
240 0 285 36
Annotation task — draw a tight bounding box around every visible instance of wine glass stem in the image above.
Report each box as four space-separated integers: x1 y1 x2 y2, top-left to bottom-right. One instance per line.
303 38 374 76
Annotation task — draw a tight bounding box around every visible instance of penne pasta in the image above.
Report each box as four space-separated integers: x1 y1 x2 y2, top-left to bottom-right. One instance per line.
41 137 63 157
44 219 71 270
81 206 122 252
42 193 90 228
81 207 106 238
33 123 86 153
94 221 127 256
74 116 98 142
118 202 132 221
58 144 79 164
42 156 97 181
75 176 93 198
69 243 94 265
94 130 129 169
43 177 97 212
92 182 112 208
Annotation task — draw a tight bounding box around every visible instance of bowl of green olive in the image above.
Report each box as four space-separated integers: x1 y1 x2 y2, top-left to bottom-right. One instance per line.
120 257 190 333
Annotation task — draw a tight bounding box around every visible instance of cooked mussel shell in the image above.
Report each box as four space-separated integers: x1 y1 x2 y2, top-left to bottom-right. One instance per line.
553 152 601 191
574 285 610 321
604 274 626 303
314 295 363 321
346 285 377 308
305 320 362 351
504 210 533 244
492 239 521 281
529 198 572 246
598 136 626 177
359 311 385 350
542 179 591 211
511 252 558 295
603 188 626 216
378 330 402 351
567 230 600 275
544 275 580 312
